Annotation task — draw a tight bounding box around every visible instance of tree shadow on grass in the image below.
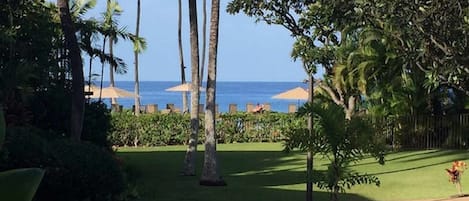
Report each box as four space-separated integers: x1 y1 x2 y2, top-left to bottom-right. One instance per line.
118 150 376 201
350 149 452 168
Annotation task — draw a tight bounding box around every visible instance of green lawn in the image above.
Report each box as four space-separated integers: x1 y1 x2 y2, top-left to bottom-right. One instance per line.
117 143 469 201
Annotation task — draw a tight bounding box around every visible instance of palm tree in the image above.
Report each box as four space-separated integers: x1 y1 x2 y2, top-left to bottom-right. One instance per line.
199 0 225 186
57 0 85 142
107 0 117 105
70 0 100 94
99 0 128 101
285 102 385 201
133 0 142 116
200 0 207 84
178 0 188 113
182 0 201 176
102 0 128 103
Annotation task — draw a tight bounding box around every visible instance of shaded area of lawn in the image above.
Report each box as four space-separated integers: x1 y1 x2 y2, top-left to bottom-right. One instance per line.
118 149 372 201
117 144 469 201
347 149 469 201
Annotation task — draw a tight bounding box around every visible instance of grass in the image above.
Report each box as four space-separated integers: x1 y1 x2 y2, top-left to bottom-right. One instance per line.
117 143 469 201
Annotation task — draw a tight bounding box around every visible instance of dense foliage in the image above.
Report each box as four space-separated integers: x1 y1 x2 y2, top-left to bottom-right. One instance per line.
109 112 303 146
284 102 385 201
227 0 469 118
0 129 128 201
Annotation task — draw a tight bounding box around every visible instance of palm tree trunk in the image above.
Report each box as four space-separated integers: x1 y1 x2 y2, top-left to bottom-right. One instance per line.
178 0 188 113
200 0 207 84
199 0 225 186
107 0 116 105
99 38 107 101
109 34 117 105
87 56 93 103
57 0 85 142
182 0 200 176
134 0 141 116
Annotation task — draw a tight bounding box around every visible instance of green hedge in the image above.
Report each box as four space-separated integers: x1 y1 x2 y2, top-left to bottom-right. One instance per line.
108 112 306 146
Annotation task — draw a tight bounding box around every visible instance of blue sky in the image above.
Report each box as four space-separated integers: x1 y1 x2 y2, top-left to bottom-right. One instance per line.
83 0 317 82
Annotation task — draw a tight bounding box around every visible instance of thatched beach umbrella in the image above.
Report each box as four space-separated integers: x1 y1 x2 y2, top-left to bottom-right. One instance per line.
165 83 205 92
87 86 137 99
272 87 308 100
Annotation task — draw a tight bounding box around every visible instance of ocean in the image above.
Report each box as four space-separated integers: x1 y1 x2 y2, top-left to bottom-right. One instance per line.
96 81 308 113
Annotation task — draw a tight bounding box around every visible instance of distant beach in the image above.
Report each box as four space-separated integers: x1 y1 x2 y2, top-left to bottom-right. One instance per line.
94 81 308 113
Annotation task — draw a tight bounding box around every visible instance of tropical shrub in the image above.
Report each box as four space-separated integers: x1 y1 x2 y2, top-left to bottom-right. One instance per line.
109 112 301 146
284 102 386 201
40 139 125 201
0 127 52 170
82 101 112 148
0 129 127 201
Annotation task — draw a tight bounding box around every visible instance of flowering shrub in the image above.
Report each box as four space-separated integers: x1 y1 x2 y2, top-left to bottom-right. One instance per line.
446 161 467 183
446 161 468 195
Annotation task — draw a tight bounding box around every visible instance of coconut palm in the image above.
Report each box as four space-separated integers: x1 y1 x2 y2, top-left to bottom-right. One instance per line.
133 0 147 116
182 0 201 176
200 0 225 186
101 0 129 103
106 0 119 105
57 0 85 141
70 0 128 101
200 0 207 84
178 0 189 113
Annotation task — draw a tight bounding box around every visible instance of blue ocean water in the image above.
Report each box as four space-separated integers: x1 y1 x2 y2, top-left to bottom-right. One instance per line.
96 81 308 113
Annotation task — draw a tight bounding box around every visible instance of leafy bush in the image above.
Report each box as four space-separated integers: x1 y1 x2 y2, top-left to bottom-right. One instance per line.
40 139 126 201
82 101 112 149
0 128 127 201
109 112 301 146
0 127 52 170
109 112 193 146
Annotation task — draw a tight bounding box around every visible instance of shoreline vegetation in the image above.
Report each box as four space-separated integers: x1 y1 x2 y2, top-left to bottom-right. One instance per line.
109 102 298 114
108 109 469 150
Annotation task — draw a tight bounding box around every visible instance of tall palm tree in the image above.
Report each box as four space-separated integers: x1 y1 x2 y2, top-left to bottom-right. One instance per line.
70 0 98 94
107 0 117 105
178 0 188 113
200 0 207 84
103 0 125 104
199 0 225 186
57 0 85 142
98 0 129 101
182 0 201 176
133 0 142 116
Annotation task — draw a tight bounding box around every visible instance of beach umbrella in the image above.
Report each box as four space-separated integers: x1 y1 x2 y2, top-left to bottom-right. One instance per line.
89 86 137 99
84 84 100 97
272 87 308 100
165 83 205 92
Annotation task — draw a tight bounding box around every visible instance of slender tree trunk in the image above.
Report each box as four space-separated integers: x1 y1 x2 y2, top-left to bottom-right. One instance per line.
134 0 141 116
178 0 188 113
107 0 116 105
200 0 225 186
200 0 207 85
99 38 107 101
87 56 93 103
57 0 85 142
307 66 314 201
182 0 200 176
109 34 117 104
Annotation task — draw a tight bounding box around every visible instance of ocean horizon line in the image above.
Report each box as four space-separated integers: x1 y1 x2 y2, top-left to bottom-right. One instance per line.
95 81 308 113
